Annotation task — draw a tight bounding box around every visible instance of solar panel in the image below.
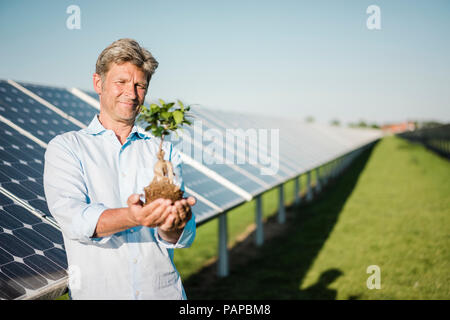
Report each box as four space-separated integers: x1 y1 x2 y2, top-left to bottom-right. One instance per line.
181 163 245 212
19 82 98 126
247 114 329 171
187 110 289 183
167 127 270 196
192 107 302 178
0 121 51 220
0 80 80 144
0 191 67 300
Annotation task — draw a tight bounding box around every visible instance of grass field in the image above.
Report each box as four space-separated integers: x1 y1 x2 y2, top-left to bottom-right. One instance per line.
57 135 450 299
177 135 450 300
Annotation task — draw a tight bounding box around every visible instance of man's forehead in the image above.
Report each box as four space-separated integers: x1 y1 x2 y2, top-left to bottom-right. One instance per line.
106 61 147 80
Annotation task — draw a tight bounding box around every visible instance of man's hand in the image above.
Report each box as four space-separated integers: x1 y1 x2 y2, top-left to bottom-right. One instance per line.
126 194 173 228
92 195 195 240
157 196 196 243
159 196 196 231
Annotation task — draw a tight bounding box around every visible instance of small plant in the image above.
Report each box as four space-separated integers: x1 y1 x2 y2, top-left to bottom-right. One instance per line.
138 99 192 204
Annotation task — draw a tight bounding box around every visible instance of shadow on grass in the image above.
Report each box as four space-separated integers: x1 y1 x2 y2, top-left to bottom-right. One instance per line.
397 135 450 160
183 142 377 300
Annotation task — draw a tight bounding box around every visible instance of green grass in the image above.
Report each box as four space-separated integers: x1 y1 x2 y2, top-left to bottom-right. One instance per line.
178 136 450 299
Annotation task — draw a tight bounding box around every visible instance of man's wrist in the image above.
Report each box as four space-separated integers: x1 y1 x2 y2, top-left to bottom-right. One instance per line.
157 227 183 244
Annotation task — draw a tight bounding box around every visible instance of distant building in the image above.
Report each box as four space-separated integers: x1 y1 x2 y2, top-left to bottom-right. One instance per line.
381 121 416 134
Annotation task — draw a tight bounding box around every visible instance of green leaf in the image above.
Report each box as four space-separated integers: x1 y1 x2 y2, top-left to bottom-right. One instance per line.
177 100 185 111
161 111 171 120
173 110 184 124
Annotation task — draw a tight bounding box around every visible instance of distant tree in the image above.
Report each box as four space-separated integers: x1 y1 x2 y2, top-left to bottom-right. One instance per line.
357 120 368 128
330 119 341 126
370 123 380 129
305 116 315 123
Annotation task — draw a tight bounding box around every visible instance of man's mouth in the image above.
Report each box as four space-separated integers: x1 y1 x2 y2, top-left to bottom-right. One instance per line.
119 101 137 108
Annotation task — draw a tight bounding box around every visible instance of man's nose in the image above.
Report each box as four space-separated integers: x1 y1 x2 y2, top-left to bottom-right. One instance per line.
124 83 137 100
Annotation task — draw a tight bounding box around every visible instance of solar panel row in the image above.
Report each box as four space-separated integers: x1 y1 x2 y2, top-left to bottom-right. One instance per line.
0 79 382 299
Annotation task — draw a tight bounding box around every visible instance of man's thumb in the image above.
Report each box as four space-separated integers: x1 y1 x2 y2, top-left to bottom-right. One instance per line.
187 196 196 206
127 194 143 207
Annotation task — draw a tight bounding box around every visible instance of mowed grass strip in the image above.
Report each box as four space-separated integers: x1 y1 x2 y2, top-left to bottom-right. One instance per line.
178 135 450 299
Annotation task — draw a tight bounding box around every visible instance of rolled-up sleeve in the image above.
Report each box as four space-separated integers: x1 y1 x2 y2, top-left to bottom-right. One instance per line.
43 135 109 244
155 216 196 249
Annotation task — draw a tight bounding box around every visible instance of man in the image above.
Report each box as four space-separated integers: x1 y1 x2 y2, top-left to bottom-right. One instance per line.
44 38 196 300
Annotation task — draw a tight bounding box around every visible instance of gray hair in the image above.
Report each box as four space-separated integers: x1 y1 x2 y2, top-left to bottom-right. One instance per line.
96 38 159 84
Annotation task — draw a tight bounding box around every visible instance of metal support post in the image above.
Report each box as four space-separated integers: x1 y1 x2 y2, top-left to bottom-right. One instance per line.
218 213 229 277
255 195 263 246
315 167 322 193
294 176 301 206
278 184 285 224
306 171 313 202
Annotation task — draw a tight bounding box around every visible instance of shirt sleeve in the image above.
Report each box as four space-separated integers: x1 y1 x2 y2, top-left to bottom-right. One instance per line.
154 217 196 249
154 142 196 249
43 134 111 245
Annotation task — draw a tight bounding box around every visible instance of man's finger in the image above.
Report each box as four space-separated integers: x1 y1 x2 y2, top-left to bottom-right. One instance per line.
187 196 196 206
159 214 175 231
143 198 166 213
154 204 173 226
142 200 170 226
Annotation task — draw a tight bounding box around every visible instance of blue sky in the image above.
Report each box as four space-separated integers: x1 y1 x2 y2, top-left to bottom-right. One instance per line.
1 0 449 125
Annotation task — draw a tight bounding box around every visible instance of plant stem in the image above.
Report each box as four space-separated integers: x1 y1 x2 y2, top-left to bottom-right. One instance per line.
158 134 165 156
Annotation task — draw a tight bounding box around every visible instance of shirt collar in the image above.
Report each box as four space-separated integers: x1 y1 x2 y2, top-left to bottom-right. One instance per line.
84 115 150 140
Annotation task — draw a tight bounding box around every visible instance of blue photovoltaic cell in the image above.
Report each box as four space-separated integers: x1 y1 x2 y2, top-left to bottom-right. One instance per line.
181 163 245 211
0 80 80 144
0 121 51 218
0 192 67 300
20 82 98 126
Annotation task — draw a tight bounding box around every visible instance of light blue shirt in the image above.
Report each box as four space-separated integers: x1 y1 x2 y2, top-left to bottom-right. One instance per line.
43 115 196 300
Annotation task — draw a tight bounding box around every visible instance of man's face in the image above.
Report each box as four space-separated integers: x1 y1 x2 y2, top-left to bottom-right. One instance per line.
94 61 148 125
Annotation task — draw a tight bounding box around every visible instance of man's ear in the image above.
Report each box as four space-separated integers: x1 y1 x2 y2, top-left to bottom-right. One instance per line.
93 73 103 95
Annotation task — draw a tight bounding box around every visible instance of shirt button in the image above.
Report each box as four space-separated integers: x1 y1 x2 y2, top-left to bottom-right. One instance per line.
121 172 126 177
136 290 140 297
133 258 137 264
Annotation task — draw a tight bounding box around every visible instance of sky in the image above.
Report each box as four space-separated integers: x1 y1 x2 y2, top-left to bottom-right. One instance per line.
1 0 449 126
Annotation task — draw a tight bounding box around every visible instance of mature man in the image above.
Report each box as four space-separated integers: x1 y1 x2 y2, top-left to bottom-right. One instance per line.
44 38 196 300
